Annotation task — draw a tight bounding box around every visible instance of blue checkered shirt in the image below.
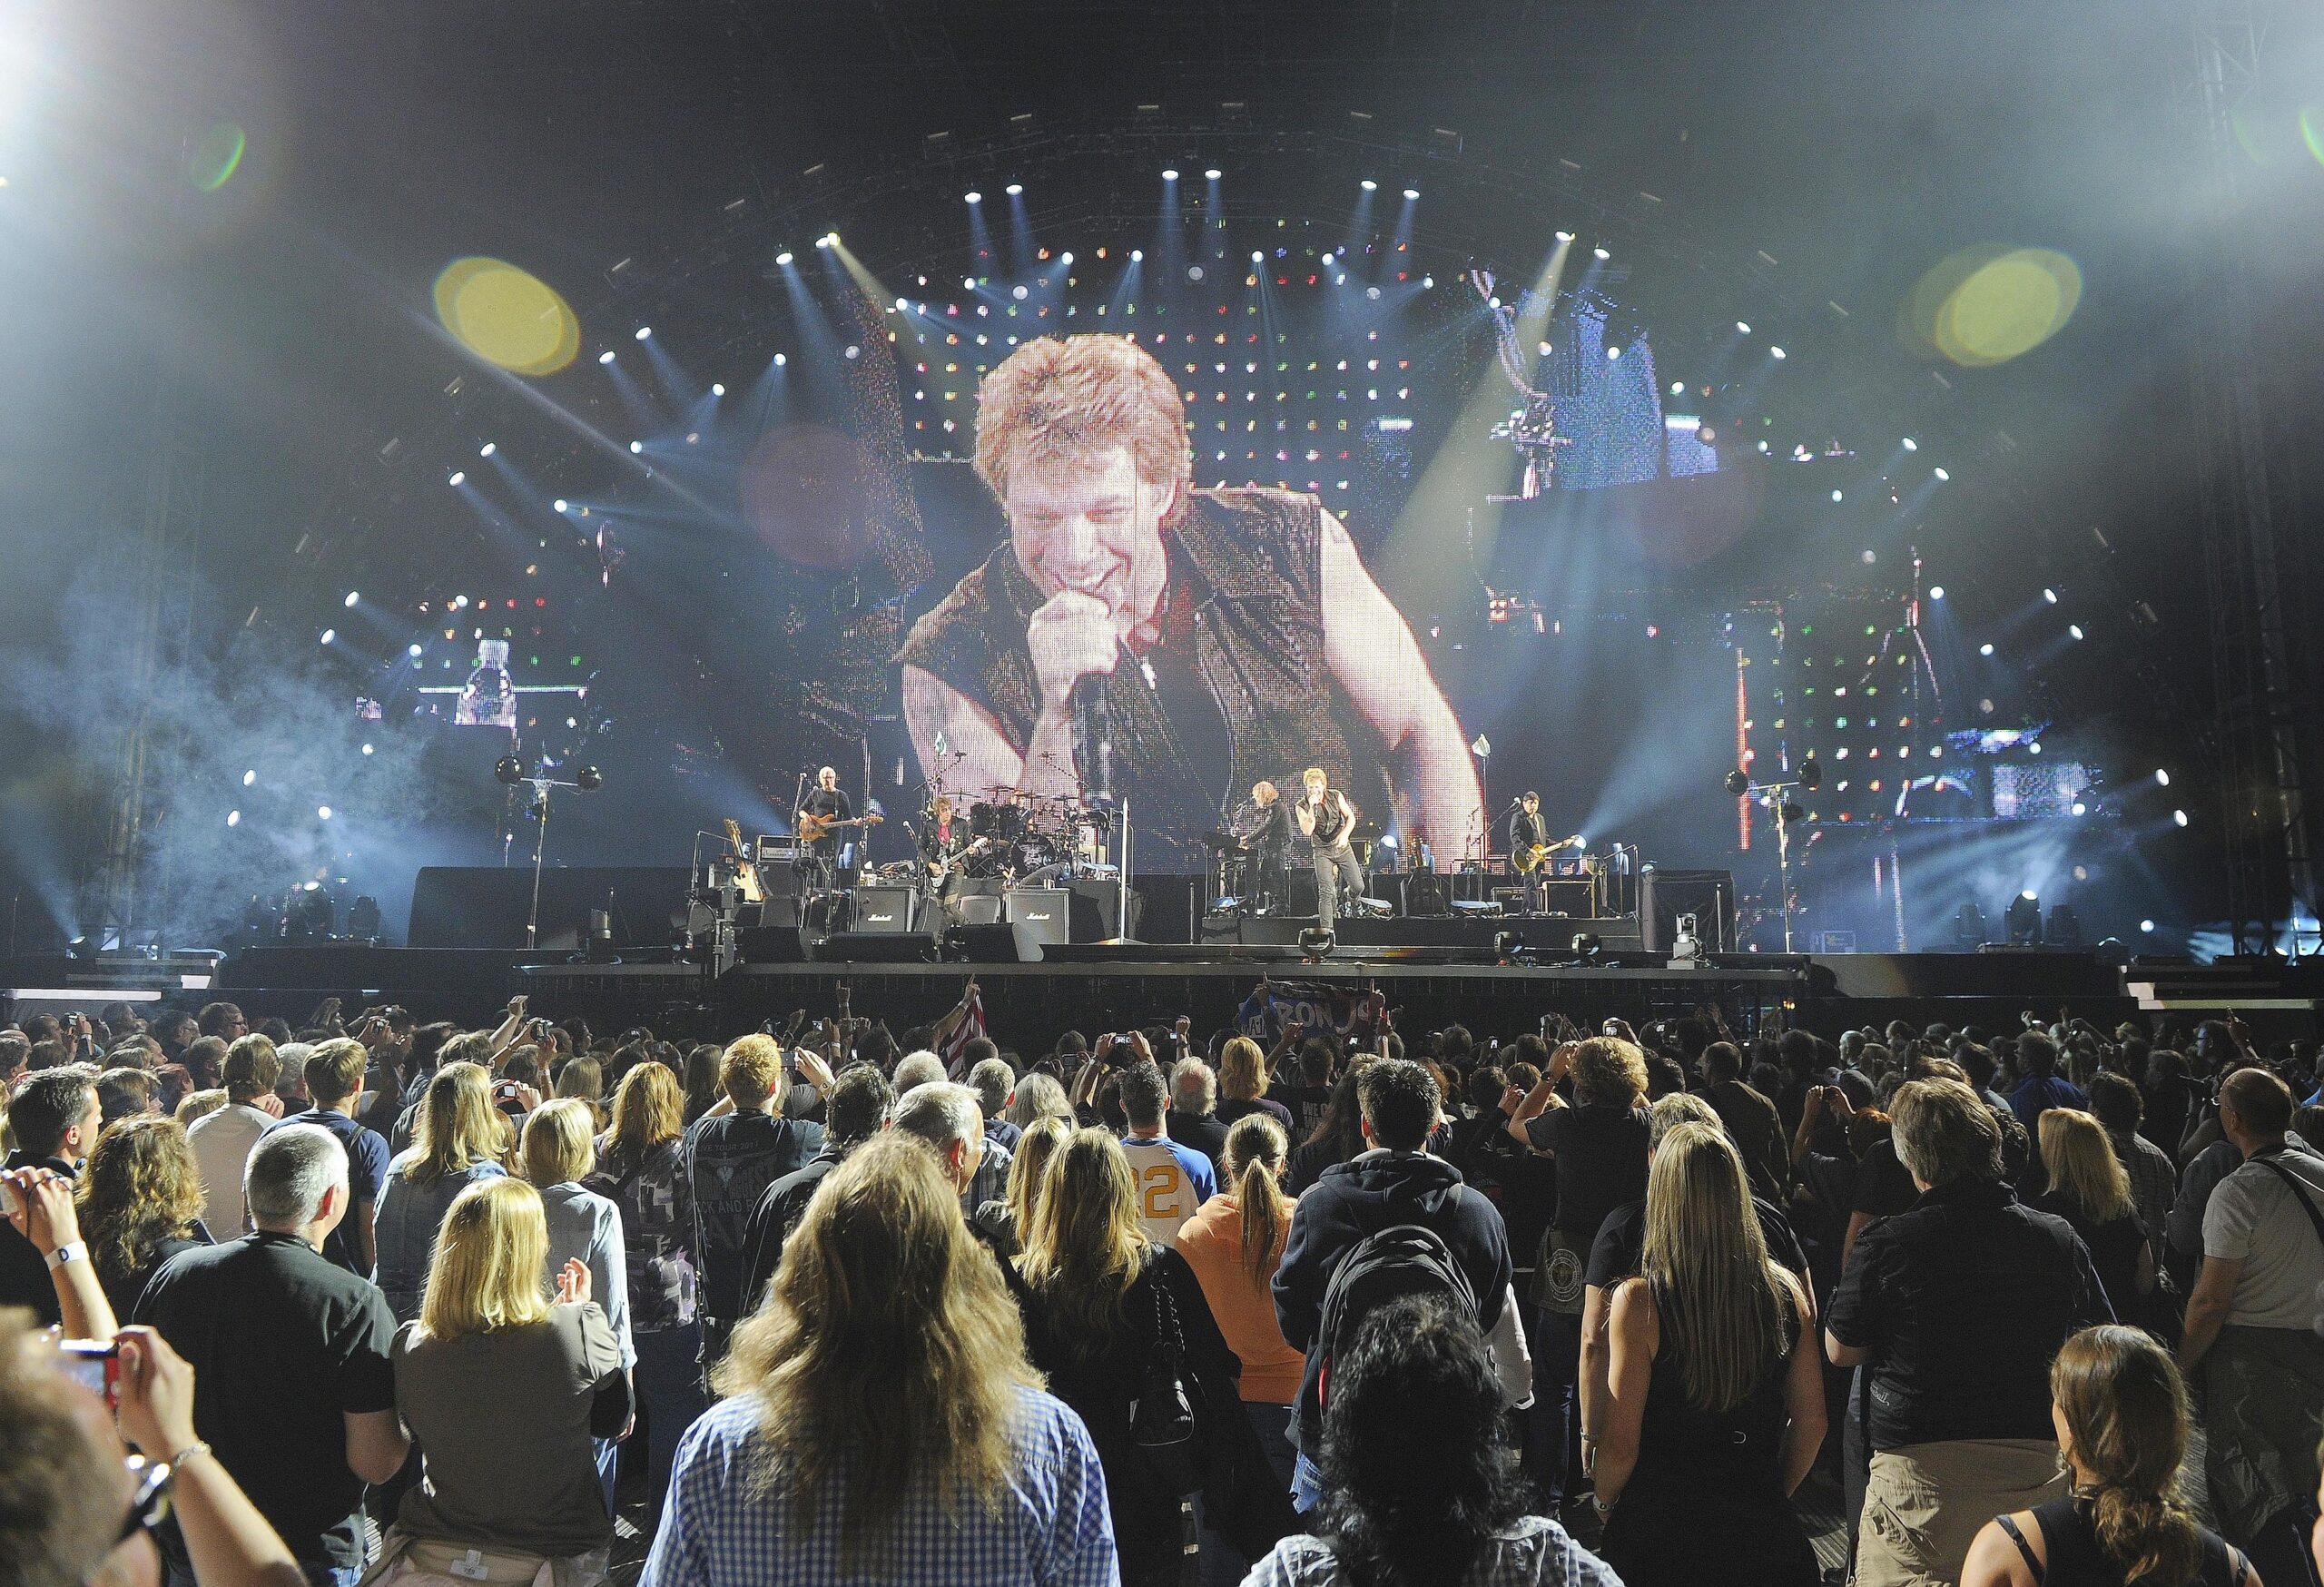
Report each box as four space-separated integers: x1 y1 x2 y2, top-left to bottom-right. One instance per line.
641 1384 1119 1587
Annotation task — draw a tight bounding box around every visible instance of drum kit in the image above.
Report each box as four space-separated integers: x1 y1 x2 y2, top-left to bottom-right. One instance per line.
930 784 1118 884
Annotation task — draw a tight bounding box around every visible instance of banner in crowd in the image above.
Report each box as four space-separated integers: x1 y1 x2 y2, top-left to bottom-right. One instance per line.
1234 978 1380 1044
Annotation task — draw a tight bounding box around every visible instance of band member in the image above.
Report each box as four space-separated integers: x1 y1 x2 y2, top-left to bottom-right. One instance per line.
1295 767 1364 930
894 333 1483 860
1238 779 1291 913
1507 790 1548 868
795 766 852 892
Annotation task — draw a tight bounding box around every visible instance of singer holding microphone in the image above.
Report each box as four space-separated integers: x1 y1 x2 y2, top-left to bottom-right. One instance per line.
895 333 1482 861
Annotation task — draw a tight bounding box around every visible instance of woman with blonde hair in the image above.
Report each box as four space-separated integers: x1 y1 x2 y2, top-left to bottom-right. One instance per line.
75 1115 212 1319
373 1060 509 1322
1963 1325 2253 1587
971 1113 1070 1262
1175 1112 1305 1586
385 1176 628 1585
586 1059 701 1517
1002 1070 1075 1132
2034 1109 2154 1322
522 1099 635 1508
643 1134 1113 1584
1593 1122 1826 1586
1216 1036 1294 1134
1016 1128 1247 1587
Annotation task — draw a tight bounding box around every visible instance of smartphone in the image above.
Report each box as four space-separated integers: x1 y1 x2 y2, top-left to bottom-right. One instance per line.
58 1339 120 1405
1601 1019 1623 1036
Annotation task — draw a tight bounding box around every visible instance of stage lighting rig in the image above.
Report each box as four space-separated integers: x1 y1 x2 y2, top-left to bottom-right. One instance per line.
1722 755 1821 951
1297 926 1335 961
494 754 606 948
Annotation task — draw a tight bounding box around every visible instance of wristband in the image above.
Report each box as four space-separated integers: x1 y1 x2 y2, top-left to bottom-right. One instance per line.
44 1240 86 1271
167 1440 212 1472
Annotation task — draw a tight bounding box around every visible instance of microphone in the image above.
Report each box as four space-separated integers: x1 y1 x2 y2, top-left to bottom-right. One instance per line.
1070 670 1114 802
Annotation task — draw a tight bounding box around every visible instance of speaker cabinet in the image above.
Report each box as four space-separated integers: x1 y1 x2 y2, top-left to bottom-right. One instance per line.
1004 887 1070 945
1639 868 1735 953
848 886 918 934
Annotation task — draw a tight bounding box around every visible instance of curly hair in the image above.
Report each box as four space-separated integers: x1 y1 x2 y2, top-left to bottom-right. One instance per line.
75 1116 205 1296
1315 1296 1527 1587
1571 1037 1648 1108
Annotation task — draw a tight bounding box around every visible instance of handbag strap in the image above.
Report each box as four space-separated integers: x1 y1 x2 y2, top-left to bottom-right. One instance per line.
2253 1155 2324 1253
1147 1262 1187 1366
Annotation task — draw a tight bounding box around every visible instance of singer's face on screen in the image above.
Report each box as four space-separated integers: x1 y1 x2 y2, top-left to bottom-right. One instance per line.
1004 445 1177 638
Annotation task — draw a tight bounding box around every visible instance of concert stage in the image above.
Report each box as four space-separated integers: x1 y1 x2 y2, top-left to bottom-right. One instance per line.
16 929 2290 1058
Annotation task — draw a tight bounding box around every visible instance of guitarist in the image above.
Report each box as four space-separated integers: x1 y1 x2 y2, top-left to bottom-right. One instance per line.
796 765 853 893
920 796 980 906
1507 790 1550 872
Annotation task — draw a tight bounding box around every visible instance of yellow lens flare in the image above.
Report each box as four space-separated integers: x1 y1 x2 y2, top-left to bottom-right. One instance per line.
1901 245 2082 368
432 258 581 377
189 123 246 192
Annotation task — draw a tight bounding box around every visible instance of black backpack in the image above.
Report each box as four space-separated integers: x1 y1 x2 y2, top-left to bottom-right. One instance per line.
1301 1188 1477 1446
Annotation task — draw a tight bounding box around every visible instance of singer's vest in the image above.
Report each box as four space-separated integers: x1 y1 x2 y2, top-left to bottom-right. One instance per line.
895 488 1371 842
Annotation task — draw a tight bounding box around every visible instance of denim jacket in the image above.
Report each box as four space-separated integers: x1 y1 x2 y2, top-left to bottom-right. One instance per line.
371 1157 506 1323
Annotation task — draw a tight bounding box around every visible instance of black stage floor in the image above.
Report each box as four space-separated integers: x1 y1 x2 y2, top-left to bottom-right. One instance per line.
15 929 2302 1052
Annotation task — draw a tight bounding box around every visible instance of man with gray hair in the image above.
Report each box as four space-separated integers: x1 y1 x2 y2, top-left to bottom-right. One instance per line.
1824 1078 2111 1587
890 1080 1011 1213
137 1124 407 1585
966 1049 1020 1152
1165 1056 1228 1171
891 1049 950 1098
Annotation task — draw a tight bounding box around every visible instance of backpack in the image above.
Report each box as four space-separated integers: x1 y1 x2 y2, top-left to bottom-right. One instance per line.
1307 1188 1477 1432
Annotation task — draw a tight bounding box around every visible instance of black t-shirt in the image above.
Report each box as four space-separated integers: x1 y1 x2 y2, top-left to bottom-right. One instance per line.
0 1151 74 1327
1850 1138 1921 1220
1826 1177 2111 1450
1586 1196 1809 1291
1523 1102 1651 1246
135 1232 398 1567
1166 1109 1230 1170
798 788 851 849
684 1110 827 1320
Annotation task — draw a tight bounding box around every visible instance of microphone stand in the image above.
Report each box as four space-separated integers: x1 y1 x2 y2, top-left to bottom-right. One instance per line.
519 771 591 951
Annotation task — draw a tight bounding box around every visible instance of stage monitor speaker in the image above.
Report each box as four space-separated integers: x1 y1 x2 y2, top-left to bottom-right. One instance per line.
1639 868 1734 953
942 922 1047 962
954 894 1005 926
736 925 806 964
849 886 918 934
807 931 938 963
1005 887 1070 945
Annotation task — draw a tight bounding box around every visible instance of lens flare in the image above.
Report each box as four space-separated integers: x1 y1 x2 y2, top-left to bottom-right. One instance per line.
189 123 247 192
1902 245 2083 368
433 258 581 376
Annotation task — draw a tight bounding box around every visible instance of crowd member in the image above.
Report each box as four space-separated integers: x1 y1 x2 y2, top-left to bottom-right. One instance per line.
76 1114 212 1320
1216 1037 1295 1135
682 1035 825 1371
0 1312 310 1587
177 1087 229 1129
735 1058 882 1317
262 1040 391 1278
1118 1060 1216 1249
186 1035 282 1237
384 1177 628 1586
2177 1068 2324 1586
1167 1058 1231 1169
891 1079 1009 1215
1701 1040 1788 1199
1004 1070 1075 1133
1578 1091 1808 1493
968 1050 1022 1152
1278 1059 1525 1513
1286 1070 1364 1194
2034 1109 2155 1321
372 1061 509 1324
519 1098 635 1508
1245 1296 1620 1587
136 1125 407 1587
1016 1128 1248 1587
1963 1325 2255 1587
973 1113 1070 1262
1175 1113 1305 1587
1827 1078 2113 1586
1591 1123 1825 1585
891 1049 949 1095
644 1135 1116 1586
586 1059 703 1519
1505 1037 1651 1509
0 1067 102 1325
97 1064 161 1127
2088 1070 2178 1269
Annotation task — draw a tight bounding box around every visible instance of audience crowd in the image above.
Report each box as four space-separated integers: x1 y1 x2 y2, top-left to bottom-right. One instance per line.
4 991 2322 1587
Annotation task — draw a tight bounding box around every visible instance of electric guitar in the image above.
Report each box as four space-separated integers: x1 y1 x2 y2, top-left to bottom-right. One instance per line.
795 811 885 845
1515 834 1586 875
927 834 993 879
722 819 764 904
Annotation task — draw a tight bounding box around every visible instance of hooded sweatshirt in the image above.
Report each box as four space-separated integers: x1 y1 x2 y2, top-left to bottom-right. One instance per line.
1271 1147 1514 1454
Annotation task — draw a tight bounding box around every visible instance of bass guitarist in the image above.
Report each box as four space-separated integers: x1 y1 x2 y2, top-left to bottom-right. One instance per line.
795 765 854 893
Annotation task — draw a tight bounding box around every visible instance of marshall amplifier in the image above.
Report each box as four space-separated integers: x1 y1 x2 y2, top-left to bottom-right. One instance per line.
1004 887 1070 945
848 886 918 934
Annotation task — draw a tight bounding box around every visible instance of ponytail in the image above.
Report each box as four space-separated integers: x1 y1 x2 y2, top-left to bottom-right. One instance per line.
1224 1113 1292 1279
2087 1486 2202 1587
